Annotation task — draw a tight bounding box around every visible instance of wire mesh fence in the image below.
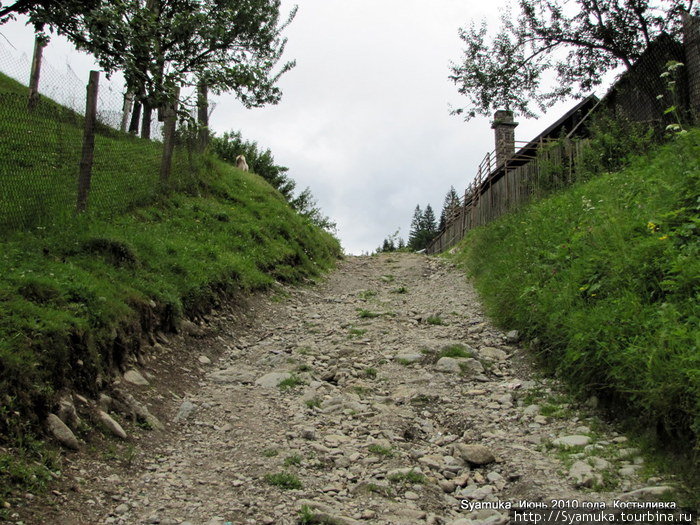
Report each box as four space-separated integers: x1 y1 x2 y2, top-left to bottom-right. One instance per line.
0 40 198 235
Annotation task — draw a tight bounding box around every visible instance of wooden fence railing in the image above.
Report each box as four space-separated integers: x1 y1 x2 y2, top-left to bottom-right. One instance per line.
426 138 590 254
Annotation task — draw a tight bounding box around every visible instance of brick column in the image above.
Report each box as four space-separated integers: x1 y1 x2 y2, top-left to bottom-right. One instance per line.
492 110 518 167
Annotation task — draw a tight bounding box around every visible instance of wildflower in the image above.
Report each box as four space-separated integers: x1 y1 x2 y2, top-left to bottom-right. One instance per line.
647 221 659 232
658 235 669 240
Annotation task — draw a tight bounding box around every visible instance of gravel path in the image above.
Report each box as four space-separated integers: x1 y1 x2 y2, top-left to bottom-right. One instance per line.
25 254 681 525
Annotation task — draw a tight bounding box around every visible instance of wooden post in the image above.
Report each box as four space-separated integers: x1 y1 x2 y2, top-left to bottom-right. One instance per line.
160 87 180 183
120 91 134 132
28 36 45 110
197 80 209 152
76 71 100 213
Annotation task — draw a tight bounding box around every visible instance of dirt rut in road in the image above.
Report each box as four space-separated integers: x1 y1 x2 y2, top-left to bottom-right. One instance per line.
42 254 680 525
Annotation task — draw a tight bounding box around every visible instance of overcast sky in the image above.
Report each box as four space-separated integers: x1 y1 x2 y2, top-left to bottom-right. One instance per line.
0 1 597 254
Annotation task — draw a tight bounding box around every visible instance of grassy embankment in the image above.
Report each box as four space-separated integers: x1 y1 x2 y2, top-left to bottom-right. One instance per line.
0 72 341 503
452 129 699 466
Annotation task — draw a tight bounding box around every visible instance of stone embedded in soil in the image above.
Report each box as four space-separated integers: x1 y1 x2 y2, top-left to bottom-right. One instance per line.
46 413 80 450
124 369 149 386
174 400 197 422
435 357 461 373
552 435 591 448
569 460 601 488
452 444 495 466
254 371 292 388
98 410 127 439
479 347 508 361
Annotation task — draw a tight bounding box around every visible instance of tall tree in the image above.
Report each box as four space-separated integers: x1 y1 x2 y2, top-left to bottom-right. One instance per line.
408 205 424 251
421 205 438 240
449 0 695 119
439 186 460 230
31 0 297 132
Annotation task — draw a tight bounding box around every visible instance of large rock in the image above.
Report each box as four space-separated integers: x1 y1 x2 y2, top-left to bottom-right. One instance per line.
98 410 127 439
552 435 591 448
618 486 674 501
569 460 601 488
436 357 461 373
124 369 149 386
452 444 495 466
174 400 198 422
46 413 80 450
57 395 81 429
479 347 508 361
254 371 292 388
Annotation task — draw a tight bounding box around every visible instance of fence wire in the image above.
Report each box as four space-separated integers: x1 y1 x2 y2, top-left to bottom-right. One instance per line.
0 41 198 234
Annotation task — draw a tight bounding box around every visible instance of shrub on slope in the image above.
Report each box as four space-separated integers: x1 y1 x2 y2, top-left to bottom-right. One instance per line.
453 130 699 449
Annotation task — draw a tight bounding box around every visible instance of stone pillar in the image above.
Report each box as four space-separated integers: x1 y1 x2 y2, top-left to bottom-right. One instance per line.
491 110 518 167
682 12 700 122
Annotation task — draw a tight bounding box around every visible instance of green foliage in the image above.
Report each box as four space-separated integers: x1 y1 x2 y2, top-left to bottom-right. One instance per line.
264 471 303 490
367 444 394 457
440 186 461 230
262 448 279 457
439 344 473 358
426 315 446 326
452 129 700 454
32 0 297 110
284 453 302 467
278 374 305 390
364 367 377 378
387 469 426 484
449 0 690 119
408 204 438 251
211 130 295 199
0 85 340 468
357 309 381 319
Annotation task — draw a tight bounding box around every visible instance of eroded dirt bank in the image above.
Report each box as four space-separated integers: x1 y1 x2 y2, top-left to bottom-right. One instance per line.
15 254 684 525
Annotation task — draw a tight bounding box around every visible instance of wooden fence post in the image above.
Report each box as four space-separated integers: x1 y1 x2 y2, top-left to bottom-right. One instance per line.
197 80 209 152
28 36 45 110
76 70 100 213
160 86 180 183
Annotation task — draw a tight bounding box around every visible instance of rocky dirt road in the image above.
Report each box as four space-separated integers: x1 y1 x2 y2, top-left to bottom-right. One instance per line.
20 254 683 525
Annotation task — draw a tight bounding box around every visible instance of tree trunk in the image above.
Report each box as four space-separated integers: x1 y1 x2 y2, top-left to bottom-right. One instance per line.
141 100 152 140
129 100 142 134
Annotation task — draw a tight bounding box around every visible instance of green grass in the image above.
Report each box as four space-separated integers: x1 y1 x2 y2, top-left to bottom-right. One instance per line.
452 130 700 464
262 448 279 457
357 308 381 319
0 72 341 501
284 453 303 467
305 398 321 409
387 469 426 484
367 444 394 457
264 471 303 490
347 327 368 338
439 344 473 359
279 374 306 390
364 367 378 379
426 315 446 325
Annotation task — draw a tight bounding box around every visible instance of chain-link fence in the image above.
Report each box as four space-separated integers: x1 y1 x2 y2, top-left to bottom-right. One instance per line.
0 40 199 234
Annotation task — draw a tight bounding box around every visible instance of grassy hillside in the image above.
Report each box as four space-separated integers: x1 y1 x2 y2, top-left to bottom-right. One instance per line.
452 130 699 455
0 72 341 501
0 72 195 230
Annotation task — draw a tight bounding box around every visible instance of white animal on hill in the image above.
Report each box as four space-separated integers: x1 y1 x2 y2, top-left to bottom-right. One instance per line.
235 155 249 172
